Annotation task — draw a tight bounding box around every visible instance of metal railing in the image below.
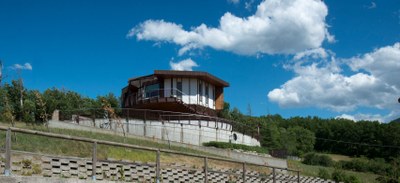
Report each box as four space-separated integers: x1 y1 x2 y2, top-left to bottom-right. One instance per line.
0 126 301 182
126 88 187 105
59 107 260 139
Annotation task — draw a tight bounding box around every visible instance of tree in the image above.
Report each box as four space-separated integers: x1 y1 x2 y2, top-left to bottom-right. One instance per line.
218 102 231 119
4 80 25 121
1 92 15 124
260 123 282 149
286 126 316 156
34 91 47 123
22 98 35 123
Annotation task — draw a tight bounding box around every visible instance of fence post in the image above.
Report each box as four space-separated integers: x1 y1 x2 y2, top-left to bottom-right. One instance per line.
297 170 300 183
4 128 11 176
92 142 97 180
242 162 246 183
272 167 276 183
204 157 208 183
92 109 96 127
156 150 160 183
126 109 130 134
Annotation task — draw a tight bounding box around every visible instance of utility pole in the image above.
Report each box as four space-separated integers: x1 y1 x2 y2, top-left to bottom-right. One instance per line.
16 68 23 109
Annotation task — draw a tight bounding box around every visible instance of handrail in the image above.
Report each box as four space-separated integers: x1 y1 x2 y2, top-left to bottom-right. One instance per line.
0 126 298 173
58 107 259 136
133 88 188 100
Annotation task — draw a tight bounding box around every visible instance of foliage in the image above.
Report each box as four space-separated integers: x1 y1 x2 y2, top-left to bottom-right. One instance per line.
285 126 315 156
332 169 361 183
0 87 15 123
288 159 379 183
235 112 400 160
318 168 330 180
303 153 334 167
202 141 268 154
33 91 47 123
0 80 121 123
337 157 392 176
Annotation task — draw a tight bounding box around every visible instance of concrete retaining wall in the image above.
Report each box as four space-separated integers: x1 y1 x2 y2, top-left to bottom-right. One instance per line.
56 118 260 147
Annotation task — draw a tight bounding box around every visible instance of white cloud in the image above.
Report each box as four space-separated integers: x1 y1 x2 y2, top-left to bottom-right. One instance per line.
245 0 255 11
268 43 400 122
169 58 199 71
10 63 32 70
228 0 240 4
128 0 333 56
367 2 376 9
336 113 385 123
348 43 400 90
293 48 328 60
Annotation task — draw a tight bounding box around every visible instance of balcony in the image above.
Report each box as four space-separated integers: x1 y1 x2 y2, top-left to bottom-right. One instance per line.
124 88 217 116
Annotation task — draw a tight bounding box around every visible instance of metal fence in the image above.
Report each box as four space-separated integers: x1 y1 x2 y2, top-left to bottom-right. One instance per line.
59 108 260 139
0 126 300 182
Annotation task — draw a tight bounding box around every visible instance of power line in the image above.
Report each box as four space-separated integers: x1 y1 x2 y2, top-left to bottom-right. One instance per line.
315 137 400 149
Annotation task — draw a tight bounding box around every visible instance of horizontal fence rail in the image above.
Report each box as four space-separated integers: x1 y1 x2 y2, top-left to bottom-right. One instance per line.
59 107 261 140
0 126 300 182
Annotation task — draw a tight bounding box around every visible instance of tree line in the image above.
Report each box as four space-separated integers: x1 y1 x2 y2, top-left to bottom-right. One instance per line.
0 79 119 124
219 102 400 160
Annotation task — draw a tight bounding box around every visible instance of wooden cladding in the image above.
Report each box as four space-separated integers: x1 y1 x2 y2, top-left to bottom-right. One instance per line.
215 86 224 110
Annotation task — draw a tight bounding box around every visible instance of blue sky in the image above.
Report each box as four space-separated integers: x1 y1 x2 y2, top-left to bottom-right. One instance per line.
1 0 399 122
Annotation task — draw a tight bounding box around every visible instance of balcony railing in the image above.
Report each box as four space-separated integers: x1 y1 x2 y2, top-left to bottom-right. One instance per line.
125 88 187 106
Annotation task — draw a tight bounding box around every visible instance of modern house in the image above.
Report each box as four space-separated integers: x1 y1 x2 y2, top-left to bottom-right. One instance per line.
121 70 229 116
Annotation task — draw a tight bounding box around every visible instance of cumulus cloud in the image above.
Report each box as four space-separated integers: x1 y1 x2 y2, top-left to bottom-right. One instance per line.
169 58 199 71
268 43 400 121
293 48 329 60
10 63 32 70
128 0 333 56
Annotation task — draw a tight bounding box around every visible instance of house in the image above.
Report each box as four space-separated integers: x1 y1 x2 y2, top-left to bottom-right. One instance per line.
121 70 229 116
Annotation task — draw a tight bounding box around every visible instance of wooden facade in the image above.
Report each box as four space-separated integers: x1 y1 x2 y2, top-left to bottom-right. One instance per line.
121 70 229 117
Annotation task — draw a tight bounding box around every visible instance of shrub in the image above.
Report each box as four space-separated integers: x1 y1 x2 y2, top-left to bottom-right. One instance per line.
302 153 334 167
338 157 390 175
332 169 361 183
202 141 268 154
347 175 361 183
332 169 347 182
318 168 330 180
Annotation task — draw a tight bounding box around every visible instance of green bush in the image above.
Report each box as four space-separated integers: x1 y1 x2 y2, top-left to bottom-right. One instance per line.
347 175 362 183
332 169 347 182
202 141 268 154
302 153 334 167
318 168 330 180
338 157 391 175
332 169 361 183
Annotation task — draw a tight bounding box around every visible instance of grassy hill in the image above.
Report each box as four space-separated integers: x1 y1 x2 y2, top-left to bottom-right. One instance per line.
0 121 387 182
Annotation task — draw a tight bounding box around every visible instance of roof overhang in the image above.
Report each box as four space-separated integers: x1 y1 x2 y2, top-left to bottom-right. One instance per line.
154 70 229 87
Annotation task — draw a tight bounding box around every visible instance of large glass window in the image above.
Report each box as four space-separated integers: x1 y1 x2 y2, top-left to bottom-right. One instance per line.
145 83 159 98
198 81 203 102
205 84 209 105
177 78 182 99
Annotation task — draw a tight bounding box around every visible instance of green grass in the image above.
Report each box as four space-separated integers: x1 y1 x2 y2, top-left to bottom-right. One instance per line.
288 159 380 183
0 121 217 164
320 153 353 162
203 141 268 154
